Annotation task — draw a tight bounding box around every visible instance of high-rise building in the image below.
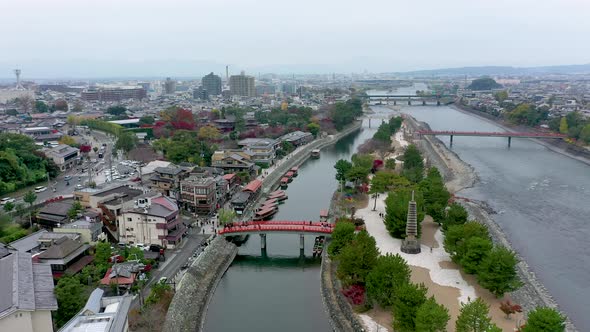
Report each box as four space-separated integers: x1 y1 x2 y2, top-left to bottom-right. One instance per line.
229 71 255 97
81 86 147 102
163 77 176 94
202 72 222 96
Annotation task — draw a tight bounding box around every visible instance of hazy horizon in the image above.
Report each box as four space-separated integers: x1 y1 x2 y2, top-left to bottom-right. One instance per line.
2 0 590 78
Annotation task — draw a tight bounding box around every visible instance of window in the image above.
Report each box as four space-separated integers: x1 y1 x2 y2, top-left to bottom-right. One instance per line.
127 218 132 221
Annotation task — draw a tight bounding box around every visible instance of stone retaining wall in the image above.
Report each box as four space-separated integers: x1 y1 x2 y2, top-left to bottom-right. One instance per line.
163 236 238 332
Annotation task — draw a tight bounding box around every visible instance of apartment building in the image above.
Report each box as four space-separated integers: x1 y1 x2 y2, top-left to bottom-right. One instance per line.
179 176 217 215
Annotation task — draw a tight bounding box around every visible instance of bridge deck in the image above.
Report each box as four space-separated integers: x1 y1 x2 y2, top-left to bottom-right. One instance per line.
416 130 567 139
218 221 333 236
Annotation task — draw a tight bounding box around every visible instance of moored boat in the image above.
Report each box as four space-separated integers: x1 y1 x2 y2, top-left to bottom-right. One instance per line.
285 171 294 182
290 167 298 177
269 191 288 202
280 177 289 189
254 206 278 221
311 149 320 158
320 209 329 222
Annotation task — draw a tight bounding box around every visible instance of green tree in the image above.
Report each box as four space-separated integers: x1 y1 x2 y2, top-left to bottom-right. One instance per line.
384 188 424 238
369 171 401 210
23 190 37 228
559 117 569 134
307 122 320 137
461 236 493 274
402 144 424 183
522 307 566 332
67 201 82 220
415 297 450 332
3 202 15 214
218 208 236 226
107 105 127 116
467 77 501 91
442 203 468 230
443 222 490 263
35 100 49 113
579 123 590 144
345 165 370 185
455 298 494 332
420 167 450 223
328 220 356 257
477 246 522 297
352 153 374 171
54 276 86 327
366 253 411 307
334 159 353 183
139 116 155 125
115 132 137 156
392 282 428 332
494 90 508 103
94 242 112 265
336 230 379 285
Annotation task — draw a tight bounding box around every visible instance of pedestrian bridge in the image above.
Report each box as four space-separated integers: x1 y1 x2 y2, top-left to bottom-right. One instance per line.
218 221 333 251
218 221 333 237
416 130 567 147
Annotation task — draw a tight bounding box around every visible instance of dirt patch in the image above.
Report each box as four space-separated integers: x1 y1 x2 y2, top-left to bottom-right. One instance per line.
364 305 393 332
410 265 461 331
438 260 526 331
420 216 440 249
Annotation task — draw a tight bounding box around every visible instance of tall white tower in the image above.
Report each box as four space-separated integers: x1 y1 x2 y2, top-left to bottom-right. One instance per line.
14 69 24 90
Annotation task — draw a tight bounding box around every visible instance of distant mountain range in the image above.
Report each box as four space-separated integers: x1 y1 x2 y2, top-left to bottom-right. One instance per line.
394 64 590 77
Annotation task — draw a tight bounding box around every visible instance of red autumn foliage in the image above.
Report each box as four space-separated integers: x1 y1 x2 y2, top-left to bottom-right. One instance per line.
341 284 365 305
499 300 523 318
79 145 92 153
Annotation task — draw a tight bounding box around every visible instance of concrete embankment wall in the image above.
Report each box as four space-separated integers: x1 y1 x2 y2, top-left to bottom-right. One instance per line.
404 115 577 332
320 192 366 332
163 236 238 332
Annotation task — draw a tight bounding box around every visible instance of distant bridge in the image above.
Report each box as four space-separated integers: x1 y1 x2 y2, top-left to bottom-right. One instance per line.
416 130 568 147
218 221 333 250
361 94 457 106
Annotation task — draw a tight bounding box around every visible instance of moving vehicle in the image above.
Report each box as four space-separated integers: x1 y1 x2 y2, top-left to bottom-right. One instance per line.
64 175 72 181
34 186 47 193
0 197 15 205
75 184 83 190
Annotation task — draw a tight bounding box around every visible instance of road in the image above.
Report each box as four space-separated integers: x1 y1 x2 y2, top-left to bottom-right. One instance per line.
134 223 210 308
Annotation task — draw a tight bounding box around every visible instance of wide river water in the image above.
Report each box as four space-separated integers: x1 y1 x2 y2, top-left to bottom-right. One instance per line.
205 84 590 331
394 84 590 330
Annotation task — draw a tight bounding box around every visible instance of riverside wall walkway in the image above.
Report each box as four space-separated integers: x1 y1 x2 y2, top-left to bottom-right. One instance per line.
163 236 238 332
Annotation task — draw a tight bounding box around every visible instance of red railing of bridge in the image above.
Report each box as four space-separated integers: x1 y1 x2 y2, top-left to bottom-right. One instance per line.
416 130 567 138
218 221 333 235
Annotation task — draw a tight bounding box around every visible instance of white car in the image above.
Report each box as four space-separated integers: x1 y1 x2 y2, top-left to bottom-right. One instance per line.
0 197 15 205
34 186 47 193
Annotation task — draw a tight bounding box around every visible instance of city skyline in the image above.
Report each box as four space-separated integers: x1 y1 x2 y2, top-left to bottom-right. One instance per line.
1 0 590 78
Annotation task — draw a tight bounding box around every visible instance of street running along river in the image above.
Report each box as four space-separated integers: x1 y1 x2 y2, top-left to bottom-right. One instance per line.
373 83 590 331
203 120 378 332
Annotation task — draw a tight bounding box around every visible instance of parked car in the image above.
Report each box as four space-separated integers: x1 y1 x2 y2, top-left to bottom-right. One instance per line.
0 197 15 205
34 186 47 193
134 243 149 251
75 184 83 190
64 175 72 181
159 277 167 284
149 244 165 255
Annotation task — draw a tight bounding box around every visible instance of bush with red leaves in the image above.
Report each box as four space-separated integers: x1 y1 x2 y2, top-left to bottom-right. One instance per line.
79 145 92 153
341 284 366 305
499 300 523 319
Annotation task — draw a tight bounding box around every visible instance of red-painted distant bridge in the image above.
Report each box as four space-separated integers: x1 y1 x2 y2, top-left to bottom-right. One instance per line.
218 221 333 250
416 130 567 147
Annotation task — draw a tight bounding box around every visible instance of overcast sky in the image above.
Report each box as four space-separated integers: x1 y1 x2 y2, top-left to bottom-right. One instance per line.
1 0 589 78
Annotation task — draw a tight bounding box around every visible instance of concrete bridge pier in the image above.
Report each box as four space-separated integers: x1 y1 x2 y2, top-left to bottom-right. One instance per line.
299 234 305 250
368 118 371 128
422 100 426 106
260 233 267 249
408 99 412 106
394 100 397 105
450 135 454 147
437 100 441 106
508 136 512 148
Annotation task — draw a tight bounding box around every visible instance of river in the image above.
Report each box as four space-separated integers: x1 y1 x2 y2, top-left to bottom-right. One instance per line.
203 119 377 331
373 83 590 330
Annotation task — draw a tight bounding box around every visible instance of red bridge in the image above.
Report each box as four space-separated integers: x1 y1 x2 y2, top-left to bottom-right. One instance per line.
416 130 567 147
218 221 333 250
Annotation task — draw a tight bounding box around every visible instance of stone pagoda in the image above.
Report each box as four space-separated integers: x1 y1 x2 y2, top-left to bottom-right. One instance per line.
401 191 421 254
